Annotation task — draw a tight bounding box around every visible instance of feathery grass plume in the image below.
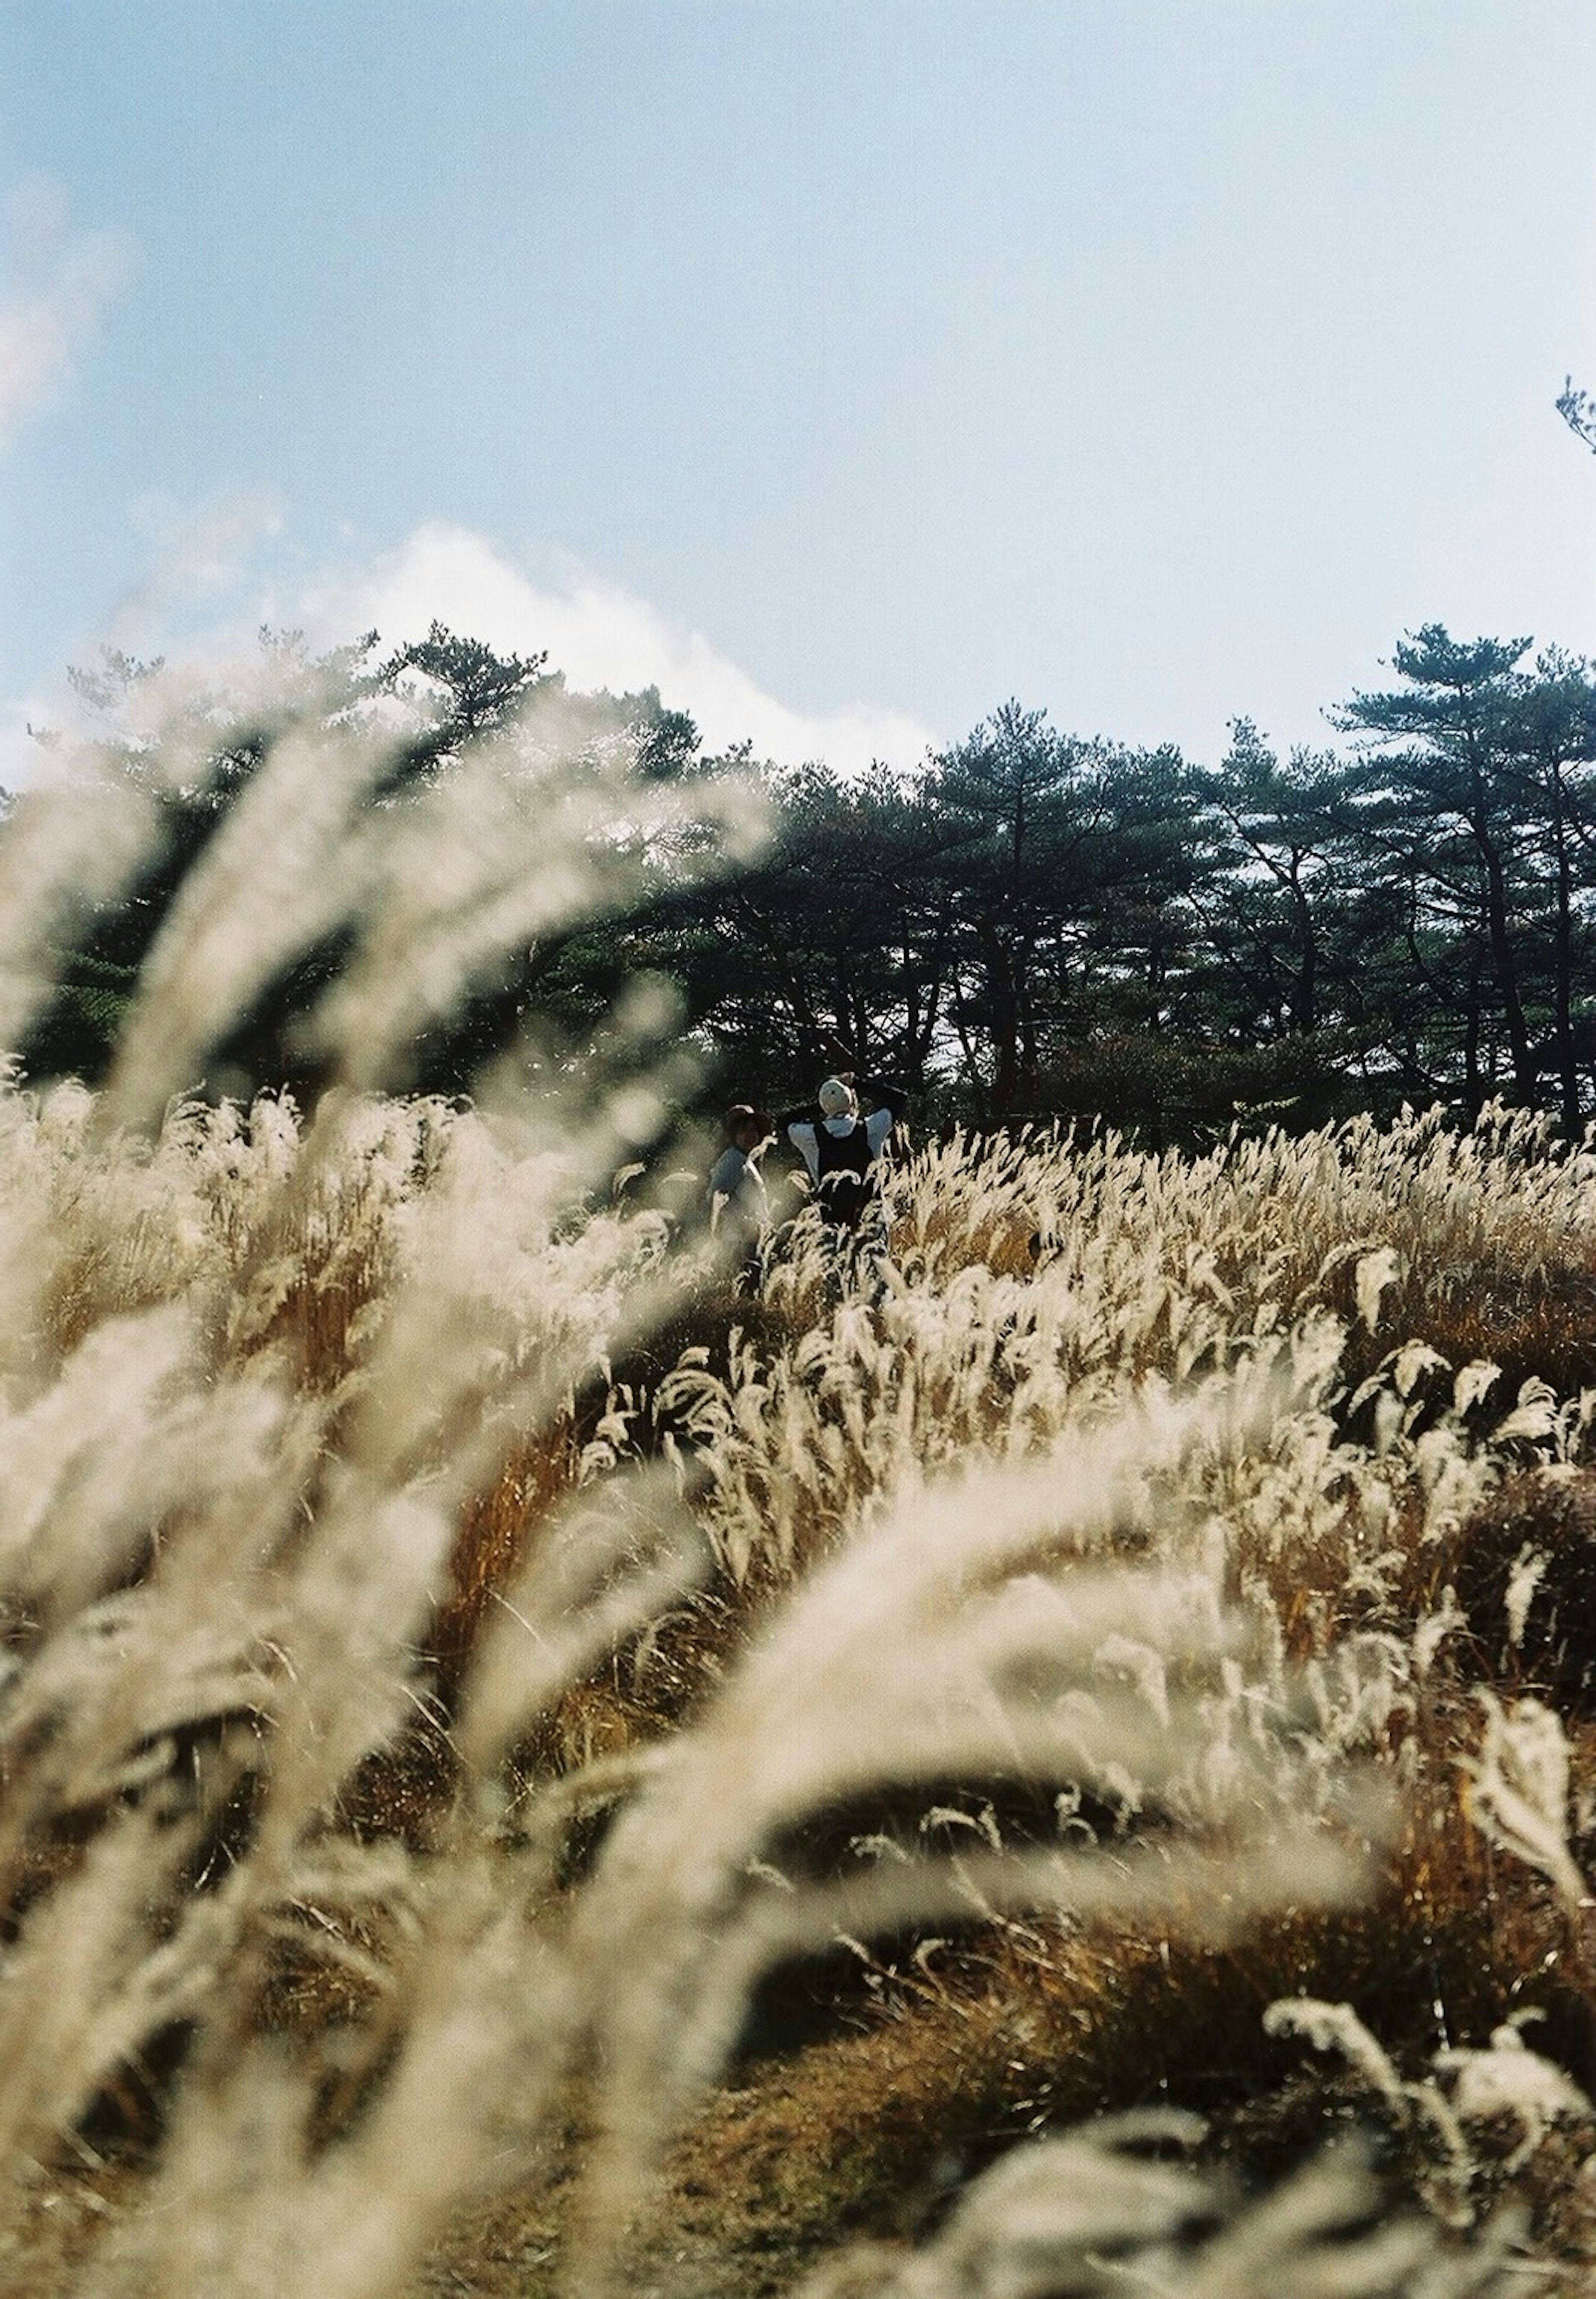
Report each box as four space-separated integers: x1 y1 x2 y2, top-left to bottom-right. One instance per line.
1505 1548 1549 1650
1263 1997 1473 2201
883 1100 1596 1378
1461 1695 1591 1915
0 1057 1579 2295
60 644 766 1122
0 639 361 1073
77 1847 579 2299
303 682 766 1095
0 1171 690 2285
670 1172 1507 1606
96 704 409 1134
0 1366 325 2216
1264 1991 1596 2224
63 1396 708 2298
791 2114 1537 2297
0 638 778 2293
563 1409 1389 2291
7 633 1596 2296
0 758 156 1061
1434 2021 1596 2179
454 1462 707 1793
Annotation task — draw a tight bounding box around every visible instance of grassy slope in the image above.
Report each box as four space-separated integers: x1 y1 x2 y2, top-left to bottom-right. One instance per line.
6 1098 1596 2292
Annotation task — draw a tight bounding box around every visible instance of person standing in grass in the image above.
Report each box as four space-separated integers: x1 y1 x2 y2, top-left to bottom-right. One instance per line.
779 1069 906 1295
707 1103 775 1290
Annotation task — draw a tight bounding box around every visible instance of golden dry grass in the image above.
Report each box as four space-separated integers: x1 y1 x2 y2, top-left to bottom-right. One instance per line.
7 671 1596 2294
5 1089 1596 2294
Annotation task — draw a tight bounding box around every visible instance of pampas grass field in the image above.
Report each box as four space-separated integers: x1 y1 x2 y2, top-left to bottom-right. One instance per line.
4 660 1596 2295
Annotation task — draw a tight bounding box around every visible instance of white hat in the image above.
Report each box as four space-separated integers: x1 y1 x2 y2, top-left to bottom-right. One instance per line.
818 1075 856 1118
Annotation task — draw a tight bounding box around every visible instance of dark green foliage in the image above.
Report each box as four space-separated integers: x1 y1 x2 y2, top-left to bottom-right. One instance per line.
17 626 719 1101
1558 375 1596 455
1331 627 1596 1123
17 618 1596 1144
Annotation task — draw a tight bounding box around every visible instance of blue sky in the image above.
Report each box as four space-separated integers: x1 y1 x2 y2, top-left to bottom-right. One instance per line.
2 0 1595 776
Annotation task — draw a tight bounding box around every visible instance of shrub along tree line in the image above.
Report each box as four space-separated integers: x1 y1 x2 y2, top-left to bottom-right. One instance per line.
15 618 1596 1143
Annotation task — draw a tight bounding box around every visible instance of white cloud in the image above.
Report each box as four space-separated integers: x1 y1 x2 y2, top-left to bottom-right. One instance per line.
110 487 287 647
0 177 132 453
302 522 941 776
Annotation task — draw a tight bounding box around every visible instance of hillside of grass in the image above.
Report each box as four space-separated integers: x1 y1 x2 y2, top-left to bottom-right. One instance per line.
1 1081 1596 2296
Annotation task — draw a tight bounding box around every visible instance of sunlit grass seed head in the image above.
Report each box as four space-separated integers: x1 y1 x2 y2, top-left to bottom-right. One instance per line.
0 643 1593 2292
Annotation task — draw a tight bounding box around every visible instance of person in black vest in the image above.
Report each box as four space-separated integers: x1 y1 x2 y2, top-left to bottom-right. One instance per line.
778 1072 906 1296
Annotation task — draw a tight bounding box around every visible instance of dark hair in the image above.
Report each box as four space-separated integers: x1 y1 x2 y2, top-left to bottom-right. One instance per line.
724 1104 772 1142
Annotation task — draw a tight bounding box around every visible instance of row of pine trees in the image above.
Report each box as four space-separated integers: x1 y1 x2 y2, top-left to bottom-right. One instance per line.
21 621 1596 1142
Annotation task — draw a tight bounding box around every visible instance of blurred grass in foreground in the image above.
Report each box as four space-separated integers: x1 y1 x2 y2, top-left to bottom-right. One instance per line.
1 653 1596 2294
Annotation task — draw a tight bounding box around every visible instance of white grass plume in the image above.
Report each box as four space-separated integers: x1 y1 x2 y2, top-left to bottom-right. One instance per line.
304 683 766 1094
793 2114 1535 2297
564 1414 1388 2291
0 646 1594 2299
98 702 410 1132
1461 1695 1590 1915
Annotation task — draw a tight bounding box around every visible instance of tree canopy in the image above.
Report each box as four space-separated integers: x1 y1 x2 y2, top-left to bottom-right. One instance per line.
15 617 1596 1143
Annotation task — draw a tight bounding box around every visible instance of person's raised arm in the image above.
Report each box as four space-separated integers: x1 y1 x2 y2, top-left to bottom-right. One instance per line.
860 1077 907 1122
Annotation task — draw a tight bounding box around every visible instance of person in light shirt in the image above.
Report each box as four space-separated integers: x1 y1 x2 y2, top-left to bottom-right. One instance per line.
706 1104 774 1289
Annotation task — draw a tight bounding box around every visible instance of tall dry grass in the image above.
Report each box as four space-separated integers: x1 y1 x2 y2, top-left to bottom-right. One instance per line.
0 652 1593 2294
